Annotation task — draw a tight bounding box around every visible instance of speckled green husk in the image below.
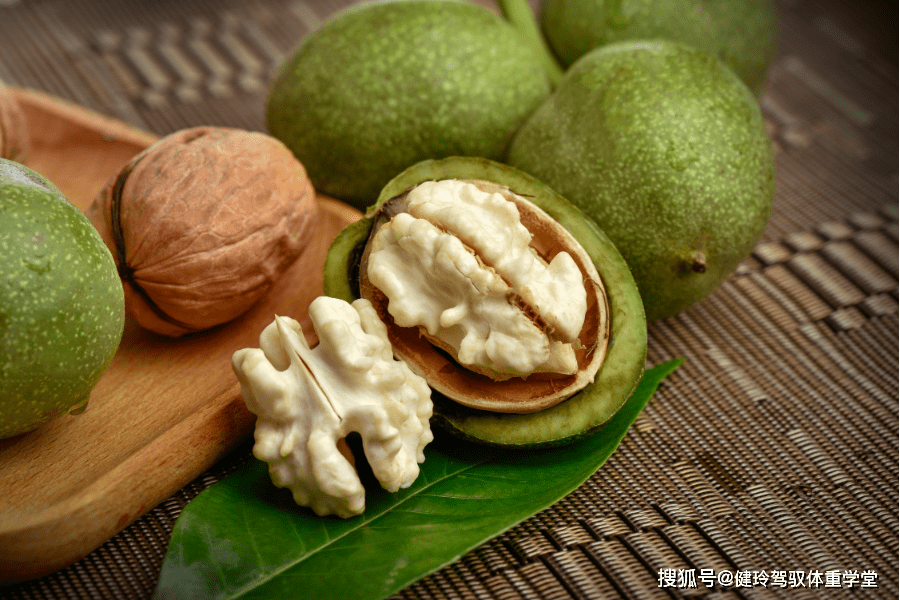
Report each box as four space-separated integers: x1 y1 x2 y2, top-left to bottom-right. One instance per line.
0 159 124 438
507 41 775 322
267 0 551 210
324 157 647 448
540 0 778 95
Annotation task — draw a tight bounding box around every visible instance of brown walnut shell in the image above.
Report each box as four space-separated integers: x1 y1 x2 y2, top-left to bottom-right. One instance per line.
359 179 610 414
0 78 29 162
88 126 317 337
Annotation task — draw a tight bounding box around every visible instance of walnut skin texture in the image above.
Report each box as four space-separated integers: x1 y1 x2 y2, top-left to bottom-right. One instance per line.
88 126 317 337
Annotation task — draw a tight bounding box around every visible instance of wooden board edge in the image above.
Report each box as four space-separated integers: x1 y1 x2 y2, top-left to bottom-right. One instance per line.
0 88 363 585
0 383 254 584
11 87 159 149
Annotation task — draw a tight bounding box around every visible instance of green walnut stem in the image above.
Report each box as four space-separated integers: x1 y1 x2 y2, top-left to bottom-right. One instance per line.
497 0 564 87
690 251 707 273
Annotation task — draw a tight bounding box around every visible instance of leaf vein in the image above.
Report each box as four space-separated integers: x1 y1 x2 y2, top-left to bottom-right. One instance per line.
228 454 496 599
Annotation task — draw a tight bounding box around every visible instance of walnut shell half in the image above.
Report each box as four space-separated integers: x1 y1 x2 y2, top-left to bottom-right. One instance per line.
88 126 317 337
359 179 610 414
0 78 29 162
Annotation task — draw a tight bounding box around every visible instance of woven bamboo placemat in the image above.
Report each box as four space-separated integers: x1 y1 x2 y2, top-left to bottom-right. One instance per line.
1 0 896 598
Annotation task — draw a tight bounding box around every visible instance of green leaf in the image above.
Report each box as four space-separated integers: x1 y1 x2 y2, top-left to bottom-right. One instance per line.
153 359 682 600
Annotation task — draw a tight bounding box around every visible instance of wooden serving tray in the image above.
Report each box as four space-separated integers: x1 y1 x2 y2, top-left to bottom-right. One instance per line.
0 88 361 584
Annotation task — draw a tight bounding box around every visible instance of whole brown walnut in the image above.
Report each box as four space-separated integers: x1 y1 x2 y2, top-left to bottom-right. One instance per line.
88 126 317 337
0 78 29 162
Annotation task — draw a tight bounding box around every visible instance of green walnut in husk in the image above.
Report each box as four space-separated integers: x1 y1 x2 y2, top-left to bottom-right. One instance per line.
507 40 775 322
325 157 647 448
267 0 552 210
0 159 124 438
539 0 778 95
